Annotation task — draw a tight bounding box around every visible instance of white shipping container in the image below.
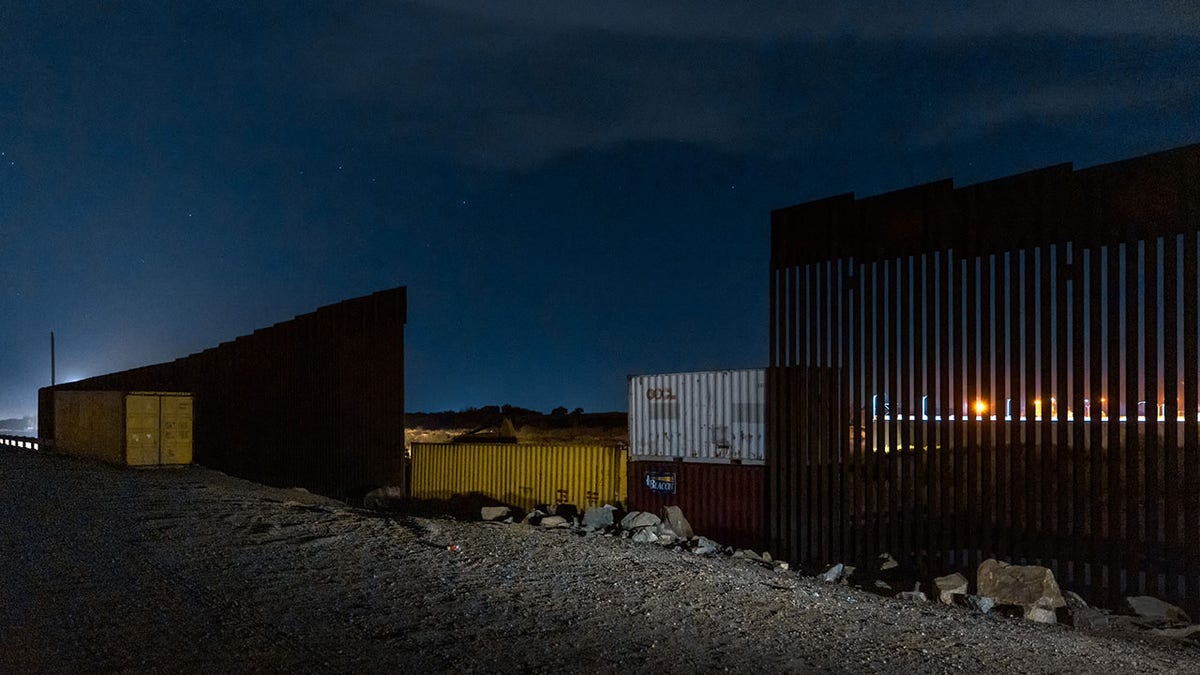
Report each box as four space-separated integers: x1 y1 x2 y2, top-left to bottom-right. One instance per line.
628 368 765 464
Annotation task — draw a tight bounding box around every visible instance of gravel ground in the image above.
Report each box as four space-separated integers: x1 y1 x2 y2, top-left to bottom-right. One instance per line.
2 448 1199 673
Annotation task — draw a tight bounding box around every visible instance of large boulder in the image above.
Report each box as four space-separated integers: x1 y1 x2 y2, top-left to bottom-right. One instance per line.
582 506 615 530
933 573 968 605
619 511 661 531
362 486 405 510
661 506 695 540
480 506 511 521
538 515 569 528
1124 596 1191 625
976 559 1065 609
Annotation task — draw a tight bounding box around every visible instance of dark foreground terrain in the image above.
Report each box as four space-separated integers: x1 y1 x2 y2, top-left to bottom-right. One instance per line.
2 448 1198 673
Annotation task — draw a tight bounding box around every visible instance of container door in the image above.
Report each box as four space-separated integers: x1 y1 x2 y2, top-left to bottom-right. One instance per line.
125 395 160 466
160 396 193 465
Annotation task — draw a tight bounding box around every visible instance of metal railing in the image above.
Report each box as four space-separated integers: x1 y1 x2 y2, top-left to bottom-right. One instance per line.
0 434 40 451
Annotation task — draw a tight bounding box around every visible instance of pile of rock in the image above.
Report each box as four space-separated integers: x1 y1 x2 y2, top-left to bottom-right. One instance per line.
811 554 1200 639
476 503 782 564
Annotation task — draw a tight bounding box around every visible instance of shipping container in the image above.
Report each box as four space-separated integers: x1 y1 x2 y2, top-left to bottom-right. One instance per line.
627 459 767 550
628 368 765 464
53 391 193 467
410 443 627 513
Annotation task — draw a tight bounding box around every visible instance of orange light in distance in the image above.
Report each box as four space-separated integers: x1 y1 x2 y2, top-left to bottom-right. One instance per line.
974 400 988 416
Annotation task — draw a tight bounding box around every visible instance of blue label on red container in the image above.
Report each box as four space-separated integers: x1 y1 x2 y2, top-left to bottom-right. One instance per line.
644 471 676 494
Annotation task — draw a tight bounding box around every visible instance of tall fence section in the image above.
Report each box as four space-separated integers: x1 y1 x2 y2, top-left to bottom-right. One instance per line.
38 287 407 496
769 145 1200 614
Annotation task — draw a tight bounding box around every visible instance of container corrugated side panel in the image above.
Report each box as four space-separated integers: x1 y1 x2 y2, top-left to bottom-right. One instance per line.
627 459 767 550
628 368 765 464
410 443 627 513
54 391 126 465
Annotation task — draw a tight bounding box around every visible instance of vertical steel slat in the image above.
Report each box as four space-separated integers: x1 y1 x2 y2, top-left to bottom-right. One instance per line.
1163 233 1180 600
1088 244 1105 600
1006 250 1021 563
941 250 955 569
820 260 832 564
1054 242 1069 581
897 254 911 563
873 255 883 557
856 260 869 564
926 251 941 570
839 258 853 565
1038 244 1054 568
1126 239 1143 595
884 258 897 559
1106 243 1123 606
1145 236 1161 597
965 254 979 570
1070 242 1086 589
1184 227 1200 611
913 253 927 572
981 253 995 563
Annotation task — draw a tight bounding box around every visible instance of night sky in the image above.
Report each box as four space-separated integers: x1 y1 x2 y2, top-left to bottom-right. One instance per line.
3 2 1200 419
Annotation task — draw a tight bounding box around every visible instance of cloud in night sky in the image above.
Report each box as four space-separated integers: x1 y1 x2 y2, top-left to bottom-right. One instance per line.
305 2 1200 169
1 2 1199 418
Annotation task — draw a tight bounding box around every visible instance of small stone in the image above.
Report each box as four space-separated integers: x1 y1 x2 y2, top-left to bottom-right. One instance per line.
521 509 546 525
692 536 719 555
762 551 772 562
953 594 996 614
933 573 969 605
1124 596 1191 625
874 580 893 590
1148 624 1200 639
818 563 845 583
656 533 675 545
631 527 658 544
776 562 789 571
480 506 511 521
661 505 695 540
1067 607 1109 631
1024 606 1057 624
1064 590 1089 610
878 553 899 571
619 511 661 531
539 515 568 528
896 591 927 603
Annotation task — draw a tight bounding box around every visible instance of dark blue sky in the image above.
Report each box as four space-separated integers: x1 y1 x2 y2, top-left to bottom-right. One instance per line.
3 2 1200 418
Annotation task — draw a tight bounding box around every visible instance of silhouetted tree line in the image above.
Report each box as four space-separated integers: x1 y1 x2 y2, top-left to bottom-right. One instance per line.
405 406 624 431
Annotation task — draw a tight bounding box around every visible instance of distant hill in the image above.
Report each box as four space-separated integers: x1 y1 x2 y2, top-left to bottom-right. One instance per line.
404 406 627 447
0 416 34 431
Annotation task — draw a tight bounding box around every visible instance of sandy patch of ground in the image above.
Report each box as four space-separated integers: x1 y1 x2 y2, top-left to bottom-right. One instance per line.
1 448 1197 673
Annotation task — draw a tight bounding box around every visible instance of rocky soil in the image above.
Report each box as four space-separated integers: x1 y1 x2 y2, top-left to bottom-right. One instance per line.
2 448 1198 673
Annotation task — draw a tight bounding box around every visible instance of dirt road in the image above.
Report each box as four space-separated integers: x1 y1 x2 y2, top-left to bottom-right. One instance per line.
2 448 1197 673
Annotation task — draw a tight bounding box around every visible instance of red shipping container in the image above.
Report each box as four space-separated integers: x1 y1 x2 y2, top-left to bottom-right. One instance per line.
627 460 767 551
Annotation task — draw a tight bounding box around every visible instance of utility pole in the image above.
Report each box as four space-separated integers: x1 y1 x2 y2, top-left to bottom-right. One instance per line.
50 331 55 386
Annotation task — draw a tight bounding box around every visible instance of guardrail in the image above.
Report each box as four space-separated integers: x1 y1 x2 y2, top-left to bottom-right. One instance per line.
0 434 40 451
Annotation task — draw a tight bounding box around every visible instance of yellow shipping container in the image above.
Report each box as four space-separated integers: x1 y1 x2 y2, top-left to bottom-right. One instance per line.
410 443 627 513
54 391 193 467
